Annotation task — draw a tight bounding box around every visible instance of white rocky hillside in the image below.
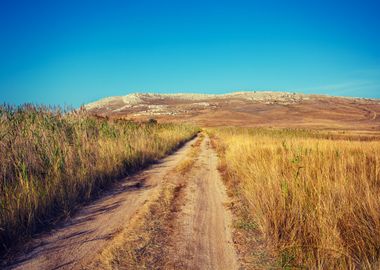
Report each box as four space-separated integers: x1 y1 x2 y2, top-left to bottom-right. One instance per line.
84 91 378 118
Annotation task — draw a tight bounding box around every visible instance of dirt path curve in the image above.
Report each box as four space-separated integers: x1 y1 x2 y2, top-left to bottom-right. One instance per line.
5 137 198 270
167 135 239 270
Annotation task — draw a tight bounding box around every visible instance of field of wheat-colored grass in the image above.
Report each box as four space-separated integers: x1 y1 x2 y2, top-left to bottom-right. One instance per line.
209 127 380 269
0 105 199 253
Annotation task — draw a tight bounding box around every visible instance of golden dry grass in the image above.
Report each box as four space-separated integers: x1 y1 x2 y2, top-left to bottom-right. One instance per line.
209 127 380 269
0 105 199 253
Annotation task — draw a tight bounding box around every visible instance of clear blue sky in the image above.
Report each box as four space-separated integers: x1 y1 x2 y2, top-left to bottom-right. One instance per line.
1 0 379 107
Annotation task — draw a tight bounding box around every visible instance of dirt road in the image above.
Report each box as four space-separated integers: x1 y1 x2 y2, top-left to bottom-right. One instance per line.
166 136 239 270
5 134 239 270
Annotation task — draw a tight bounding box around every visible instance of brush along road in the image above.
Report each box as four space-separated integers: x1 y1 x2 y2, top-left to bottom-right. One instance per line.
6 135 239 270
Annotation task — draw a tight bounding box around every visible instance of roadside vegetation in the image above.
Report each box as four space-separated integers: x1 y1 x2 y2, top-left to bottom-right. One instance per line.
209 127 380 269
0 105 199 254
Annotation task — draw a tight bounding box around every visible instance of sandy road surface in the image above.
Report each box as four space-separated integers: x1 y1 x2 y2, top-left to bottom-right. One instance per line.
5 137 198 270
167 136 239 270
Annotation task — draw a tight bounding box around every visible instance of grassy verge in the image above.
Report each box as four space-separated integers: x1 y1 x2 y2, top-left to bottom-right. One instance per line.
0 105 199 254
208 127 380 269
88 135 203 269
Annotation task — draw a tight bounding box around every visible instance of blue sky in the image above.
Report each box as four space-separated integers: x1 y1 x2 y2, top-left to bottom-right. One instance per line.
0 0 379 107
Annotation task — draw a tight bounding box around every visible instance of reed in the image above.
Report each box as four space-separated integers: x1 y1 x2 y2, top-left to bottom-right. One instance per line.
0 105 198 253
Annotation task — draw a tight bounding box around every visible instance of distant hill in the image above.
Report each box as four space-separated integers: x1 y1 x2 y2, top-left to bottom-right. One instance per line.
84 91 380 130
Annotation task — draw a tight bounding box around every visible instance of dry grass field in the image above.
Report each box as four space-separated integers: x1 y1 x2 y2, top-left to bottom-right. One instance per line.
0 105 199 254
3 94 380 269
209 127 380 269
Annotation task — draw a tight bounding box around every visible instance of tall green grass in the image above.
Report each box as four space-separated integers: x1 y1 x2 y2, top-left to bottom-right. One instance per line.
0 105 198 253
